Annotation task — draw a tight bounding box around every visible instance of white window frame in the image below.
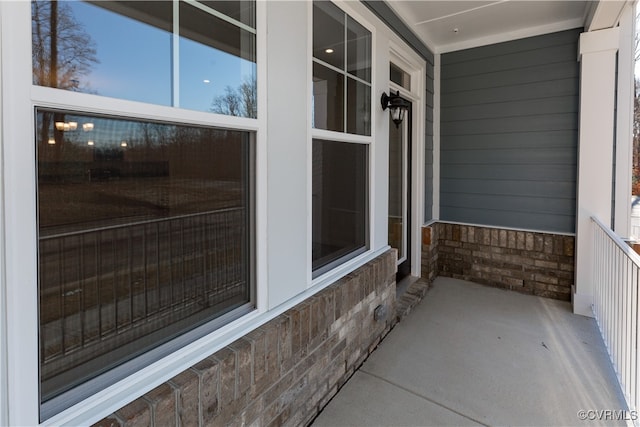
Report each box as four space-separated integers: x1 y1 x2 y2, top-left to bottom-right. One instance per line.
308 0 378 288
0 1 268 425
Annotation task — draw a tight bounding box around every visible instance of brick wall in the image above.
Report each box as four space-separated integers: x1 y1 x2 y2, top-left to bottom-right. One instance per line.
421 224 438 283
94 249 396 427
421 223 574 301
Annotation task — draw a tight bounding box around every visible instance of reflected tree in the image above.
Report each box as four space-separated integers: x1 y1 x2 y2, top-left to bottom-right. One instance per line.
210 77 257 119
32 0 99 170
32 0 98 90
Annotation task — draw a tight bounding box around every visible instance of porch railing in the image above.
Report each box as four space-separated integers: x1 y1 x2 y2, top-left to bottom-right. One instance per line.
592 215 640 414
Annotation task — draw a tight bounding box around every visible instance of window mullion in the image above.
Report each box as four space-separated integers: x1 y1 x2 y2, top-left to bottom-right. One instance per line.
343 12 347 133
172 0 180 108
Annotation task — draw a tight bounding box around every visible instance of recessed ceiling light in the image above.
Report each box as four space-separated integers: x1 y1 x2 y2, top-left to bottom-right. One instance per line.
325 48 334 54
453 28 459 33
121 141 128 147
87 140 94 146
203 79 210 84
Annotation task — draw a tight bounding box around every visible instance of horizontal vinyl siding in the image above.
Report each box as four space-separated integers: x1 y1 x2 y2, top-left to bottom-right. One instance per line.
425 60 434 221
440 28 581 233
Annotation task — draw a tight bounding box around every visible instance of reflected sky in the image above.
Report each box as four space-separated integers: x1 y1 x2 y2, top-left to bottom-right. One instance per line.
67 1 255 113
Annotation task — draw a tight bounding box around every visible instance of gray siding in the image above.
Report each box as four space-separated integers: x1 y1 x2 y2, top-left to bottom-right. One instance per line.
425 60 434 221
440 29 581 233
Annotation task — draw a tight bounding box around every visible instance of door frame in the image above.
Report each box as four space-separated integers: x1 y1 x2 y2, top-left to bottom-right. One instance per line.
389 43 426 279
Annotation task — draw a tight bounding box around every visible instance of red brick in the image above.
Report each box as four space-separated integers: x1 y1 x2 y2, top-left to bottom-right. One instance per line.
193 357 219 423
169 369 199 427
145 383 176 427
422 226 432 245
92 416 122 427
278 315 293 374
229 338 253 398
214 347 237 404
115 398 150 427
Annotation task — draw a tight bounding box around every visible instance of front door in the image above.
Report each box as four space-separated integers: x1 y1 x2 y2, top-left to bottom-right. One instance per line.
388 98 412 281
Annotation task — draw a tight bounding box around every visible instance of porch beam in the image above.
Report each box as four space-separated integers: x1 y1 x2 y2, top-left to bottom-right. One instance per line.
574 27 620 317
585 1 627 32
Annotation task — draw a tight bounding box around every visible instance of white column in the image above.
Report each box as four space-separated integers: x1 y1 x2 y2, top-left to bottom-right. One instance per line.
0 2 6 424
431 53 441 221
266 1 310 308
614 5 635 239
574 28 620 317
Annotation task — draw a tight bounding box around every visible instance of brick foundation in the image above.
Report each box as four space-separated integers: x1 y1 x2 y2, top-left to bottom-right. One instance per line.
93 250 396 427
421 223 574 301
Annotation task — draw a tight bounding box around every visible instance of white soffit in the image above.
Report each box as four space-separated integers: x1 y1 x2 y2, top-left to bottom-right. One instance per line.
386 0 593 53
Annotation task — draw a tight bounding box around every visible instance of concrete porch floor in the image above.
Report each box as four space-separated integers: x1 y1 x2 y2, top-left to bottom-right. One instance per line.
312 277 628 426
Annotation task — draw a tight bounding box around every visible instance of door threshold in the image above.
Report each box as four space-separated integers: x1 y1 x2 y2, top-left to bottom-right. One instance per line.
396 275 419 298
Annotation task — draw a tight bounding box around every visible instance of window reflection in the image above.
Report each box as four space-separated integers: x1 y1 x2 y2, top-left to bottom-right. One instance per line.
312 139 368 275
312 1 371 136
313 63 344 132
313 1 345 70
36 108 254 403
347 16 371 83
180 2 256 116
200 1 256 29
31 0 257 117
347 78 371 135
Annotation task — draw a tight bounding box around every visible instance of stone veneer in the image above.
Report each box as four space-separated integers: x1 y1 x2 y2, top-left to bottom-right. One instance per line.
93 249 396 427
421 223 575 301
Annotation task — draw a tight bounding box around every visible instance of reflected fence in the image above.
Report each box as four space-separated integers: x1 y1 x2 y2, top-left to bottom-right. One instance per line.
39 207 248 386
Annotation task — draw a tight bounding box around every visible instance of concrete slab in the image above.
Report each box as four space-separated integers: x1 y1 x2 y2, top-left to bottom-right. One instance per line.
314 278 628 427
313 370 482 427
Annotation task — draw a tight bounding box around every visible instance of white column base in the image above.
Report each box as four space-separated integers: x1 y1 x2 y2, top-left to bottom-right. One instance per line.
572 286 594 318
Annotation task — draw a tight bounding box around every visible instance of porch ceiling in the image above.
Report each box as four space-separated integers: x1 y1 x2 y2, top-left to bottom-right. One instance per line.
386 0 593 53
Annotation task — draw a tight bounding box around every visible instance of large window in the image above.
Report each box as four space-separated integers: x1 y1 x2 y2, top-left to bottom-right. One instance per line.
30 0 258 417
311 2 371 276
31 0 256 117
36 109 255 413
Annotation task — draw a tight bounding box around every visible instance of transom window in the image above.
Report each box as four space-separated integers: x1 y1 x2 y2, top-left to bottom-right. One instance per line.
390 62 411 91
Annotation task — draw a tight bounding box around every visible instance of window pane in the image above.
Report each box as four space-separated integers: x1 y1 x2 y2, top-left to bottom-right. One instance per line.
312 139 368 274
200 1 256 29
347 16 371 82
313 63 344 132
31 1 258 118
313 1 344 70
36 109 254 403
179 2 257 116
390 62 411 91
388 120 405 260
346 78 371 136
32 1 173 105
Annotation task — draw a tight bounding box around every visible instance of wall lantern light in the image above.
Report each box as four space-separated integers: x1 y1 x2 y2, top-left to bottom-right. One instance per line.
381 90 410 128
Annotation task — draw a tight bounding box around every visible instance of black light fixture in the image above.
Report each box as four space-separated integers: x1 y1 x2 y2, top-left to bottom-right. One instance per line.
381 90 410 128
